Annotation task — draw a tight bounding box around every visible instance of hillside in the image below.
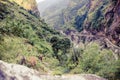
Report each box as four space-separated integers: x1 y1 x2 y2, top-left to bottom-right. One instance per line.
38 0 89 29
0 0 61 72
0 0 74 75
38 0 69 29
0 0 60 52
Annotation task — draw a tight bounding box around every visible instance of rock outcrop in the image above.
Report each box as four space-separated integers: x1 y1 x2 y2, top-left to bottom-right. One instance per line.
0 60 42 80
11 0 37 11
0 60 107 80
11 0 40 16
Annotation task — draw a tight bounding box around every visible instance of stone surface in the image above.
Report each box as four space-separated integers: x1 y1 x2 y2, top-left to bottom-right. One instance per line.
0 60 42 80
11 0 37 10
0 60 107 80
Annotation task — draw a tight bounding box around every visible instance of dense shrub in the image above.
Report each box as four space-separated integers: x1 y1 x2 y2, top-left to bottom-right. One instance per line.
70 43 119 79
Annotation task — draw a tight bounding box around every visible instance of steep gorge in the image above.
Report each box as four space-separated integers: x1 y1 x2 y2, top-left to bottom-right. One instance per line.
38 0 120 53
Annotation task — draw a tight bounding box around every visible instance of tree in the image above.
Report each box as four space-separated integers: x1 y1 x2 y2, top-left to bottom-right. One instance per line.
50 36 71 63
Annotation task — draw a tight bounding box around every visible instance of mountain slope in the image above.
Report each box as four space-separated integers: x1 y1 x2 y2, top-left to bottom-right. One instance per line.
38 0 69 29
0 0 59 51
38 0 120 47
0 0 74 74
38 0 89 29
0 0 61 70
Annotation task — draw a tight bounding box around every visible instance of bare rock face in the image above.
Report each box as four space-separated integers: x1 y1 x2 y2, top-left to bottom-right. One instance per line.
0 60 42 80
0 60 107 80
10 0 40 17
11 0 37 10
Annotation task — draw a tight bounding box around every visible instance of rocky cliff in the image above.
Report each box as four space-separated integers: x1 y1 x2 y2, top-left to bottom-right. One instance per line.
11 0 36 10
38 0 120 48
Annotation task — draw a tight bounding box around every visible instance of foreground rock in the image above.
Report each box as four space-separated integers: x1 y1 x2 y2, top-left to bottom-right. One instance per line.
0 60 107 80
0 60 42 80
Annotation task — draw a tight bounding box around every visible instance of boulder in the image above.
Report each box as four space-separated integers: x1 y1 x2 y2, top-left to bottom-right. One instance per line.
0 60 42 80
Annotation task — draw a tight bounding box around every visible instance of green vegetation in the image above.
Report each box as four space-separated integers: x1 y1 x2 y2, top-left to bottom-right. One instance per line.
50 36 71 63
69 43 119 79
43 42 120 80
0 0 59 72
0 0 71 73
0 0 59 54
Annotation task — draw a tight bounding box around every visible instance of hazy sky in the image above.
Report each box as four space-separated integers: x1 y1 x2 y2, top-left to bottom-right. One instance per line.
36 0 45 3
